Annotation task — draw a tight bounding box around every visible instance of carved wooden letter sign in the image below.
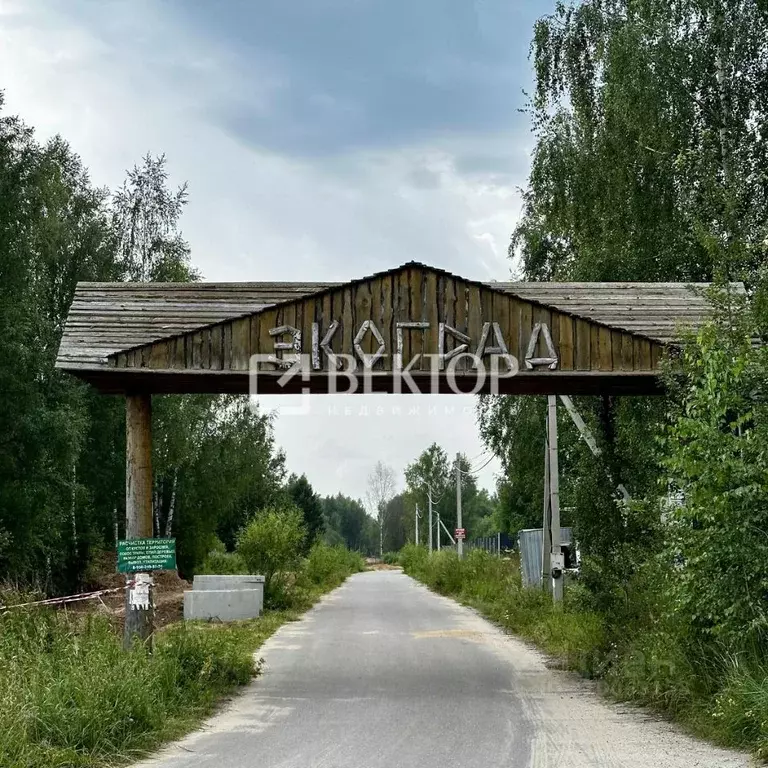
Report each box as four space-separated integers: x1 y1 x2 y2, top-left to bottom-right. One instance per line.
354 320 386 368
269 325 301 368
270 320 558 371
524 323 558 370
87 262 676 397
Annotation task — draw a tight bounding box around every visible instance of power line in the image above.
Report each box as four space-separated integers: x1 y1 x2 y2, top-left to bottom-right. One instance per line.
466 448 490 464
461 454 495 476
429 489 447 505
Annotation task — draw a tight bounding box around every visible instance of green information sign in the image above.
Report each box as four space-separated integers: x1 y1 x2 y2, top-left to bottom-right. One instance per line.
117 538 176 573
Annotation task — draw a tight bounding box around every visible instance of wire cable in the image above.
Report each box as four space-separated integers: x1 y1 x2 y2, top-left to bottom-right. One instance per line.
466 448 490 464
461 454 495 476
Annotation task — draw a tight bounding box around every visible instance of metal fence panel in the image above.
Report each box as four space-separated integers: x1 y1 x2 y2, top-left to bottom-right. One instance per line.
518 527 573 588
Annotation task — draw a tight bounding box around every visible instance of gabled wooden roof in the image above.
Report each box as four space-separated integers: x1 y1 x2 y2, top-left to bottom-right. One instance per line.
57 263 737 373
55 262 743 396
57 281 336 370
495 282 729 345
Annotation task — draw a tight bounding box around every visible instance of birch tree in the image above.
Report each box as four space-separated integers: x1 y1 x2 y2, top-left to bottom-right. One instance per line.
366 461 396 557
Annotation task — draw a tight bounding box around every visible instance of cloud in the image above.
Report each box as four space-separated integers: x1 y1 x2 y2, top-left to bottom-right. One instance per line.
159 0 537 156
0 0 543 500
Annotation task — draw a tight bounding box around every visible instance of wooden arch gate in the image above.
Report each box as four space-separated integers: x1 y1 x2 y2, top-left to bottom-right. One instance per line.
56 262 726 642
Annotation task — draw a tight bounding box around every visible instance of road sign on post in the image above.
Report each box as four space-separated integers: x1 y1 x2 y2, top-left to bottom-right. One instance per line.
118 537 176 573
455 528 466 540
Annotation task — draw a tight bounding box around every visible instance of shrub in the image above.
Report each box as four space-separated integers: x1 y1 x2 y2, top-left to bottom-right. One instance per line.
663 319 768 649
200 550 247 575
302 543 365 588
381 551 399 565
398 542 428 572
236 507 306 607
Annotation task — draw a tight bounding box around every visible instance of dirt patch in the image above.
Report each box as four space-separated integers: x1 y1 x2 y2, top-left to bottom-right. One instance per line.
66 559 190 631
367 563 402 571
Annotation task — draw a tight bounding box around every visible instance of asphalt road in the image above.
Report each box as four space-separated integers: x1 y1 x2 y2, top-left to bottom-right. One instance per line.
138 570 750 768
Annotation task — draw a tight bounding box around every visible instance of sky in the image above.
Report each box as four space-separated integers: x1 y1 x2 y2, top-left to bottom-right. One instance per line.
0 0 550 503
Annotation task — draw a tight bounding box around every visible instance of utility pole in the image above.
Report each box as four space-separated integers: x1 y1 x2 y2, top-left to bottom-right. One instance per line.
456 452 463 559
124 394 154 649
541 429 552 596
547 395 563 603
436 512 441 551
415 504 420 546
428 487 433 553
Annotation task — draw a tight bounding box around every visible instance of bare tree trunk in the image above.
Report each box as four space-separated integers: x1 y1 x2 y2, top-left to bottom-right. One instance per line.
379 511 384 557
71 463 77 544
164 470 178 537
715 54 732 192
153 485 160 537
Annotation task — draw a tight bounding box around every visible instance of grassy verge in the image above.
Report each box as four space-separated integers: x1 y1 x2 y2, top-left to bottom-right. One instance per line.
400 545 768 759
0 545 364 768
400 545 604 676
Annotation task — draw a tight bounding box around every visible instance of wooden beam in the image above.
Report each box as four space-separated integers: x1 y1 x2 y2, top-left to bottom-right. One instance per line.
124 394 154 649
62 367 666 396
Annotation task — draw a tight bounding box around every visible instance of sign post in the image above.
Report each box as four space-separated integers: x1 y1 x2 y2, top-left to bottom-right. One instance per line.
124 394 154 650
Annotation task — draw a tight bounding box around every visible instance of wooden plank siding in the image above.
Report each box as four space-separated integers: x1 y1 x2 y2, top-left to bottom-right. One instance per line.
108 264 667 378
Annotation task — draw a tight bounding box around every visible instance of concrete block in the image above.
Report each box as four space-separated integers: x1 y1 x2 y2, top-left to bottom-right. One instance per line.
192 574 265 591
183 588 263 621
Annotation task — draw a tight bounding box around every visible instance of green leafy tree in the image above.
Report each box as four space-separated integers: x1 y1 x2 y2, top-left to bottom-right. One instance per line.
382 493 409 552
515 0 768 286
113 153 197 282
0 96 294 594
0 95 118 591
287 474 325 549
321 493 373 553
452 454 498 538
366 461 396 556
173 398 286 574
404 444 450 542
477 398 548 535
482 0 768 606
236 507 306 606
663 300 768 647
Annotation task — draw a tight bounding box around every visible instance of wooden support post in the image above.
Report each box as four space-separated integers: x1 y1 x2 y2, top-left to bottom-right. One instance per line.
124 393 154 649
547 395 563 603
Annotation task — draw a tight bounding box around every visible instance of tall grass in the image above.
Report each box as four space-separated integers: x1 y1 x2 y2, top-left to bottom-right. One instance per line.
0 543 364 768
0 609 287 768
400 544 768 757
300 542 365 589
400 545 604 676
